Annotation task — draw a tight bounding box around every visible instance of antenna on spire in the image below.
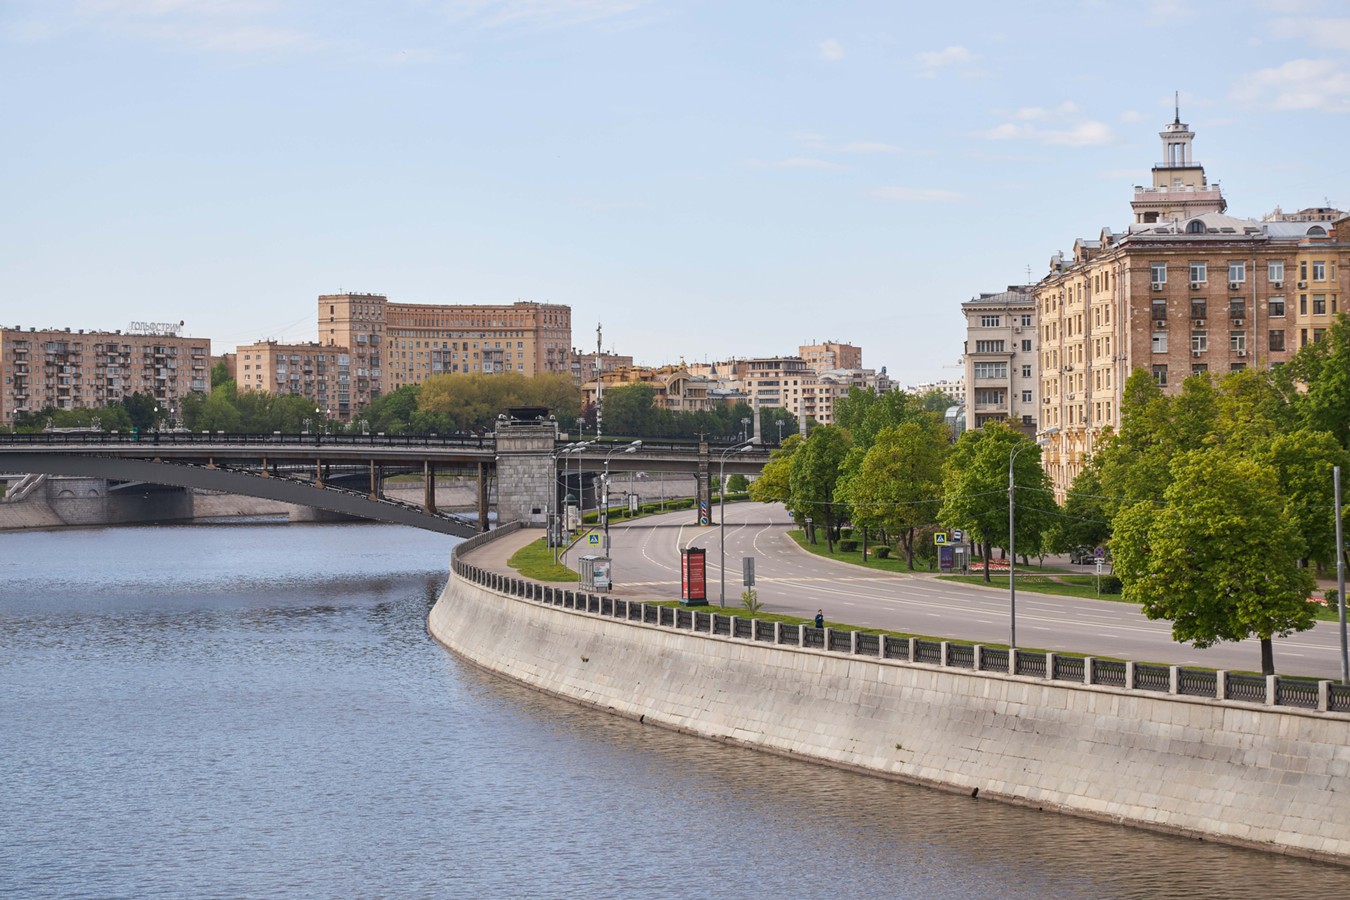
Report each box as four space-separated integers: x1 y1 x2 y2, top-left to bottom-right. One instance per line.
1174 90 1180 124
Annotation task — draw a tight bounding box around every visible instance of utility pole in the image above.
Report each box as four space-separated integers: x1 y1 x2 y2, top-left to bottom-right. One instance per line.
1335 465 1347 684
594 323 603 442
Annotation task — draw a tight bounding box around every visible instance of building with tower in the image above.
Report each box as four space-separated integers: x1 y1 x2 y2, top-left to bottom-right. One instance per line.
1035 106 1348 498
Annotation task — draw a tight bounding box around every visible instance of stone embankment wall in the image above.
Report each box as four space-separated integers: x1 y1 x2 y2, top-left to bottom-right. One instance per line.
429 531 1350 864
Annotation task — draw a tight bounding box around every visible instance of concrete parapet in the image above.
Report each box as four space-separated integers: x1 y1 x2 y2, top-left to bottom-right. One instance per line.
433 531 1350 865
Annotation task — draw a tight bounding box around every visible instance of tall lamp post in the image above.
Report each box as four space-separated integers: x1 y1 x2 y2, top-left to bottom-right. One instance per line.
603 440 642 554
720 441 755 605
549 443 577 560
1008 428 1057 648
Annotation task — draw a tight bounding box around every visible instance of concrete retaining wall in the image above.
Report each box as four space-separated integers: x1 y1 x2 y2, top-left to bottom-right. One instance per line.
429 556 1350 864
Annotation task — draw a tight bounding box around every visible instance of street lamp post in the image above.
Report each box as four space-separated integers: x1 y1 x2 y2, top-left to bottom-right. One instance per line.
720 441 754 605
549 442 578 561
1009 428 1057 649
776 421 784 444
603 440 642 555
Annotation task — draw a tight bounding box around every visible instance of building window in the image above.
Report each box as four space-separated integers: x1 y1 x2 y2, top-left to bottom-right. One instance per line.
1313 294 1327 315
1228 261 1245 283
1192 363 1209 375
1229 298 1245 319
980 315 1002 327
1269 329 1285 351
1190 298 1207 319
1020 314 1032 326
1314 328 1327 343
1021 390 1033 402
1313 261 1327 281
1151 262 1167 284
1269 261 1284 282
1269 297 1285 317
1018 340 1029 352
973 388 1006 405
1191 332 1208 352
1152 365 1168 387
1152 332 1168 353
1021 364 1032 378
972 362 1008 379
975 340 1006 353
1301 295 1308 315
1189 262 1207 283
1152 299 1167 320
1230 332 1246 352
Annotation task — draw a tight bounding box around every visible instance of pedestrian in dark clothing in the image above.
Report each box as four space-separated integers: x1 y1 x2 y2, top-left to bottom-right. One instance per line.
814 610 824 629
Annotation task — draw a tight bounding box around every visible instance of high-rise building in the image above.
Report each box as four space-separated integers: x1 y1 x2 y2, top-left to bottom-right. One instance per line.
1036 109 1348 497
0 324 210 427
317 293 573 410
962 286 1038 434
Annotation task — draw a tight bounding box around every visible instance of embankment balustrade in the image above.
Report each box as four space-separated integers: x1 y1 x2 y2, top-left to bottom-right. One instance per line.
451 530 1350 716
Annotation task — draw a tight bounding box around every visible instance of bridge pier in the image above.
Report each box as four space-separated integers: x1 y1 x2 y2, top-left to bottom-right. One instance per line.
493 417 558 529
424 461 436 514
477 462 489 533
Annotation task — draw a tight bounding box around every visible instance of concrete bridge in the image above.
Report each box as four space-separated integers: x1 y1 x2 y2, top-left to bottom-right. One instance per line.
0 420 773 535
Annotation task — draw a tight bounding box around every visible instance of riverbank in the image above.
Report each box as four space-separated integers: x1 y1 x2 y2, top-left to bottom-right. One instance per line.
430 525 1350 866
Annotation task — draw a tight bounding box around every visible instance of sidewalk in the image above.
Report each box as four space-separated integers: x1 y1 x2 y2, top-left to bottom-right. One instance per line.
459 525 681 603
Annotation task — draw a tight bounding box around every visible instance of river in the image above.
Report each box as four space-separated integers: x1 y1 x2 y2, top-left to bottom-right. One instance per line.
2 522 1347 898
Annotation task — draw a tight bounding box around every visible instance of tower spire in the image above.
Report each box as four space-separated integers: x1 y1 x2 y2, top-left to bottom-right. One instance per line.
1174 90 1180 125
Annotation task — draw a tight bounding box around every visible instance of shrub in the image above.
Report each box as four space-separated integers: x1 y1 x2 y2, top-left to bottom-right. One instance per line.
741 588 762 614
1326 589 1340 607
874 546 891 560
840 527 854 540
1099 574 1123 594
839 539 859 553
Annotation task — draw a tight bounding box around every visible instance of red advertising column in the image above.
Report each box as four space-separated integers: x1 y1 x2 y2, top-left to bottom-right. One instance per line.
680 547 707 606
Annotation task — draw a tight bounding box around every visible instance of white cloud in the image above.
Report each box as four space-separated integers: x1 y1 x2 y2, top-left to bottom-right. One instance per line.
1232 58 1350 112
838 141 899 154
873 186 966 203
915 44 974 76
977 119 1115 147
439 0 645 30
1148 0 1193 23
1271 16 1350 50
48 0 329 54
1009 101 1079 121
1120 110 1145 123
747 157 845 170
819 38 844 61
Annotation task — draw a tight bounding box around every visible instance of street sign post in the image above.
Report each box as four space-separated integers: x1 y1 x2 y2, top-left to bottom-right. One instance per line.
743 556 755 587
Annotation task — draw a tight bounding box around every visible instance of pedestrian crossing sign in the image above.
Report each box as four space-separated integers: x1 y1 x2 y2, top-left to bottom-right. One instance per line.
588 534 600 545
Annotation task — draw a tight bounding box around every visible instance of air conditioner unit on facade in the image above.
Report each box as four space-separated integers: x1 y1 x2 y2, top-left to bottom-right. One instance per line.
1238 350 1248 357
1230 282 1242 290
1191 282 1203 290
1151 283 1164 291
1234 318 1244 326
1272 281 1283 289
1193 318 1206 327
1153 320 1167 330
1298 281 1308 288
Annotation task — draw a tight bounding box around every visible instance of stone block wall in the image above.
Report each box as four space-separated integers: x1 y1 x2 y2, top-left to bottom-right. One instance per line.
494 423 557 526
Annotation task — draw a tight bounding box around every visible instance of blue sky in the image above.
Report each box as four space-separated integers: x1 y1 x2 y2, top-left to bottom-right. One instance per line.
3 0 1348 386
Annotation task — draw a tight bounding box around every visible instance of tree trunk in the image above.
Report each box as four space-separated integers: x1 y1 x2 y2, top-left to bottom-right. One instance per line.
1260 636 1275 677
903 528 915 569
861 526 868 562
982 541 991 583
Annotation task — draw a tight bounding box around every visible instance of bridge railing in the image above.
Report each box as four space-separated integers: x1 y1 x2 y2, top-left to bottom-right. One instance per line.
450 537 1350 718
0 431 493 449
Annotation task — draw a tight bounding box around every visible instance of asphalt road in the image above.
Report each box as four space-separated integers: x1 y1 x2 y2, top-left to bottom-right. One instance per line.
564 501 1350 681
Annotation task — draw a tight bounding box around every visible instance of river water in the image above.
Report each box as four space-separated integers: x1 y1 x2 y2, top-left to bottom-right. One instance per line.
2 522 1348 899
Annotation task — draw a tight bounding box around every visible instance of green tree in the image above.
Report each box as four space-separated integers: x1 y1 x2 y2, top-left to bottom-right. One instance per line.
838 421 946 569
210 360 230 388
939 421 1054 581
1055 465 1112 553
361 385 420 434
788 425 851 551
1263 429 1350 569
1111 448 1315 675
1287 312 1350 447
749 433 800 511
121 392 161 432
726 473 750 493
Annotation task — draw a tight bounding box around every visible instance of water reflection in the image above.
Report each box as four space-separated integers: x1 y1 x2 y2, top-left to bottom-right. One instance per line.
1 523 1346 899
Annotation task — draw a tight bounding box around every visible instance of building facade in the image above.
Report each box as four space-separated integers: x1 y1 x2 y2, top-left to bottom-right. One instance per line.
231 341 353 418
1036 111 1348 497
318 293 573 411
1 325 210 427
799 341 862 373
961 286 1038 434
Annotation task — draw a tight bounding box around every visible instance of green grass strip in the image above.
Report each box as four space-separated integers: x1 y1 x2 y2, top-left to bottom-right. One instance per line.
507 537 578 582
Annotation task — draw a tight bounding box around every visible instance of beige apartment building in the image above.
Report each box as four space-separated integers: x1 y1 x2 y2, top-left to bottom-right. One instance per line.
1 325 210 427
230 341 353 418
1036 110 1348 497
582 365 719 414
799 341 862 373
571 349 633 384
317 293 572 410
961 286 1038 434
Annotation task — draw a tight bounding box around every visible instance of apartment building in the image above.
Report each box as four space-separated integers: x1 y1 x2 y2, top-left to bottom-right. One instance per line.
231 341 353 419
571 349 634 384
742 356 817 421
962 286 1038 434
582 365 719 414
318 293 572 409
1036 110 1348 497
799 341 862 373
0 324 210 426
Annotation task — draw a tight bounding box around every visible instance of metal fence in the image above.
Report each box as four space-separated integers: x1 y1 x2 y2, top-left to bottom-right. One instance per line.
452 535 1350 717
